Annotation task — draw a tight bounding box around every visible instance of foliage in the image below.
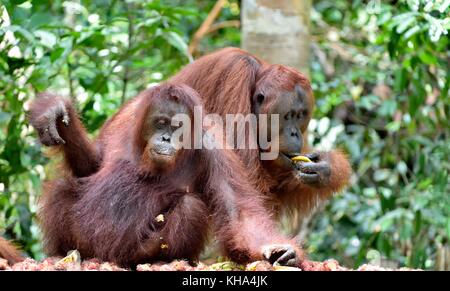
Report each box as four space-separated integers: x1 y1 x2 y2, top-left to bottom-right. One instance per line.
307 0 449 269
0 0 448 270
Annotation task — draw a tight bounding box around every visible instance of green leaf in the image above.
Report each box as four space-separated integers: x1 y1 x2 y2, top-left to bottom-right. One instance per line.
386 121 401 132
403 25 421 39
388 31 400 58
0 111 12 126
163 31 189 59
400 221 413 241
397 161 408 175
3 25 35 43
366 249 381 262
379 99 397 116
34 30 57 48
418 51 437 65
28 12 52 29
439 0 450 12
396 17 416 34
379 216 394 232
374 169 391 181
50 47 65 62
394 68 408 92
414 211 422 235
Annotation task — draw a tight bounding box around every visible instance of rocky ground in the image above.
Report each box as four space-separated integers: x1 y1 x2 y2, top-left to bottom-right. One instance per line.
0 252 419 271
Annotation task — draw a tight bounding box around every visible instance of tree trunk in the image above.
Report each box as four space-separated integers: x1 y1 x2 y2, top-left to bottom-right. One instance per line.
241 0 311 75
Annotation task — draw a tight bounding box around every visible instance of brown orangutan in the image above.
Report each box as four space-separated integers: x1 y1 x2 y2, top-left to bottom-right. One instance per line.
170 47 352 215
13 83 301 267
27 47 350 217
0 47 350 266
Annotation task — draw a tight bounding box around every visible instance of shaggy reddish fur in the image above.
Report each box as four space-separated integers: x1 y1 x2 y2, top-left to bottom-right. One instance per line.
27 83 301 267
2 47 350 265
0 237 23 265
171 47 351 215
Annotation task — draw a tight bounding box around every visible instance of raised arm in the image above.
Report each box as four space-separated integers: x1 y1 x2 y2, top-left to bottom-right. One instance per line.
29 93 100 177
202 148 304 266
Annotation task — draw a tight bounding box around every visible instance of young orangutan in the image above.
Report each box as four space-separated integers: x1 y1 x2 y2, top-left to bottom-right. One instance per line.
23 83 302 267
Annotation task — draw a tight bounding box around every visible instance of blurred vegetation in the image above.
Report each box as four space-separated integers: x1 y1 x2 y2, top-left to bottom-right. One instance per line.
307 0 449 269
0 0 448 269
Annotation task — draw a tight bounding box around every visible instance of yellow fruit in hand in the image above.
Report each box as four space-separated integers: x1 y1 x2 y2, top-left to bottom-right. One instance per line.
291 155 313 163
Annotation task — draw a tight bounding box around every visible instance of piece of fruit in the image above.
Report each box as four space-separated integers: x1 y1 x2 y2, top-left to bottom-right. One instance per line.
291 155 313 163
57 249 81 265
209 261 245 271
246 261 273 271
155 214 165 223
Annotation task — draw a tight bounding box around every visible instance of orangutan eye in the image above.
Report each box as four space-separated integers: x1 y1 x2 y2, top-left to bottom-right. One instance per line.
256 93 265 104
155 119 167 129
297 109 308 119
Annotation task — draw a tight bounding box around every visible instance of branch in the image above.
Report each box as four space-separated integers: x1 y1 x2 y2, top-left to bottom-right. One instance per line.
188 0 226 56
310 42 334 77
205 20 240 34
